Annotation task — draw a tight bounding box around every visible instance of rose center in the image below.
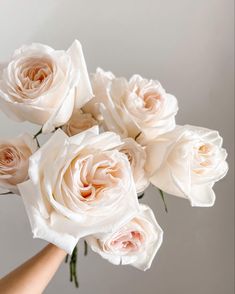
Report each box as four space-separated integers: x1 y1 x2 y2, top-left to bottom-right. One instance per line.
65 152 123 202
19 58 53 91
0 146 20 173
27 67 47 82
0 149 14 165
143 92 162 110
110 231 143 252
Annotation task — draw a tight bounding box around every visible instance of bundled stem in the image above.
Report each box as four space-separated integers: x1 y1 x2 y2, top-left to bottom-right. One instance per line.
67 245 79 288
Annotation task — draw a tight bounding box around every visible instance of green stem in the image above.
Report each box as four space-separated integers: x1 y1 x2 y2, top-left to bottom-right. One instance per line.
65 254 69 263
70 245 79 288
158 189 168 213
84 240 88 256
73 248 79 288
69 258 73 282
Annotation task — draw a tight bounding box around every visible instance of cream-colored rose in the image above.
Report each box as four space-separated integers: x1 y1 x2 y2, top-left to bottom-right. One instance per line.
62 110 97 136
86 204 163 271
18 127 140 254
84 68 178 145
0 134 37 194
145 125 228 207
116 138 149 193
0 40 93 133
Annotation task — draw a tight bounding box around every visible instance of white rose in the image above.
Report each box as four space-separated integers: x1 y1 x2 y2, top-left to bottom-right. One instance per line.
0 40 93 133
116 138 149 193
84 68 178 144
145 125 228 207
86 204 163 271
62 110 97 136
18 127 140 254
0 134 37 194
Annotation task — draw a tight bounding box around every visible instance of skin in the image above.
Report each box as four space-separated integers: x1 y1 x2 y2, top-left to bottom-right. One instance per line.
0 244 66 294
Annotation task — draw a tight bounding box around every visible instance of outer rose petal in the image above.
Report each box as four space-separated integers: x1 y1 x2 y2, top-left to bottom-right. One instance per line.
189 184 216 207
18 179 79 253
43 40 93 133
67 40 94 109
117 138 149 193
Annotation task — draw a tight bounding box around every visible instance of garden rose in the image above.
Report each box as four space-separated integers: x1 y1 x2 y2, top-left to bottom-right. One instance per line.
62 110 97 136
0 134 37 194
0 40 93 133
18 127 139 254
86 204 163 271
84 68 178 145
116 138 149 193
145 125 228 207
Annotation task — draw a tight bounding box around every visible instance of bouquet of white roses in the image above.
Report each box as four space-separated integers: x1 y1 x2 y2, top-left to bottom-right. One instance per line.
0 40 228 288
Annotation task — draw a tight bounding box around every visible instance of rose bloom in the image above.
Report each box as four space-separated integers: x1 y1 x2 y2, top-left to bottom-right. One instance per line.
18 127 140 254
145 125 228 207
0 40 93 133
0 134 37 194
86 204 163 271
84 68 178 145
116 138 149 194
62 110 97 136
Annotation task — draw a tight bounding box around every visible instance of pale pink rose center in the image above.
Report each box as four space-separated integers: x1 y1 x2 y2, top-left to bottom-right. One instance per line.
143 91 162 110
110 231 144 253
18 58 53 94
80 159 121 199
0 146 20 173
128 86 163 116
64 152 124 203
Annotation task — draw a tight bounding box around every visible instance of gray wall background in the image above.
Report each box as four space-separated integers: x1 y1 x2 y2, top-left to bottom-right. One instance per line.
0 0 234 293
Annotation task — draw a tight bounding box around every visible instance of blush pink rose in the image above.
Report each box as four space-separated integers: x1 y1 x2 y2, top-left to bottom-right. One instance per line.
84 68 178 145
0 133 37 194
0 40 93 133
18 127 140 254
145 125 228 207
86 204 163 271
